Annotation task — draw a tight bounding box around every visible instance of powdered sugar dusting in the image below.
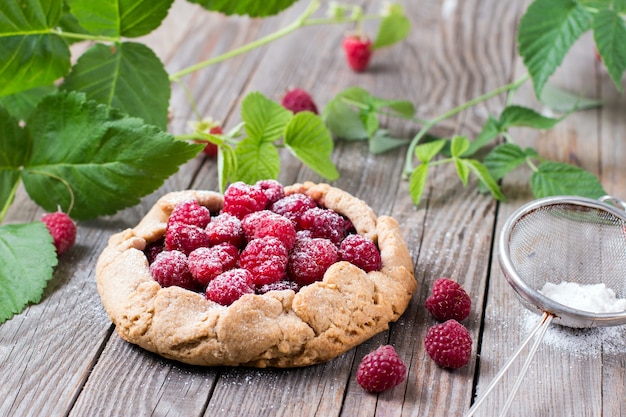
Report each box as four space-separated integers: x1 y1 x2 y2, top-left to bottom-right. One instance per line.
539 282 626 313
522 310 626 357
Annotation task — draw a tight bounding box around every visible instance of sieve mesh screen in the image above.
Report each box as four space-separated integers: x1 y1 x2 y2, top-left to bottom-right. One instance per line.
507 203 626 299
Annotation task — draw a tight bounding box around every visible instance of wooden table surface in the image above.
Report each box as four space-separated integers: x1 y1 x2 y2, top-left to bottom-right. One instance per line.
2 0 626 416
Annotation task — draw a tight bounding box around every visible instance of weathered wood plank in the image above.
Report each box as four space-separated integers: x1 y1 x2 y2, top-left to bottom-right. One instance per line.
474 27 622 417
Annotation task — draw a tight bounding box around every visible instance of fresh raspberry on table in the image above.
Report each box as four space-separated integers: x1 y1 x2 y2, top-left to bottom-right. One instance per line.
206 212 244 248
425 278 472 322
168 199 212 229
270 193 317 226
288 237 338 286
424 319 472 369
356 345 407 393
41 211 76 255
256 280 301 294
164 222 211 255
339 234 382 272
188 243 239 287
222 182 268 220
298 207 347 245
239 236 289 286
205 268 254 306
255 179 285 207
150 250 198 291
242 210 296 251
280 88 318 114
343 34 373 72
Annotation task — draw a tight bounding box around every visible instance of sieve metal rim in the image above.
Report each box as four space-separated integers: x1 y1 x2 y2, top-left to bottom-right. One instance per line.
497 195 626 328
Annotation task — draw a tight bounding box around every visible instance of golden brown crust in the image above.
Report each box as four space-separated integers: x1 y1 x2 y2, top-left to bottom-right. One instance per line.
96 183 416 367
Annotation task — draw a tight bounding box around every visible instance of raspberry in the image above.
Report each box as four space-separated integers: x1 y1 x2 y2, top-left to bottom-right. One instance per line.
339 234 382 272
188 243 239 287
239 236 288 286
144 239 164 264
206 213 244 248
41 211 76 255
222 182 268 220
242 210 296 251
205 268 254 306
168 199 212 229
256 280 300 294
424 319 472 369
425 278 472 322
270 193 317 226
280 88 318 114
150 250 197 291
288 238 338 286
356 345 407 393
343 35 373 72
164 223 211 255
298 207 347 245
255 179 285 207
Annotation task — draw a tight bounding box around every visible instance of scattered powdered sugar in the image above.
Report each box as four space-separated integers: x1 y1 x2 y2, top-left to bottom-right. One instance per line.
522 309 626 357
539 281 626 313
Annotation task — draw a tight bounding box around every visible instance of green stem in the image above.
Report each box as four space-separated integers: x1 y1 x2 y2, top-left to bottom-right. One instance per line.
0 178 21 224
303 14 379 26
169 0 322 81
338 97 430 125
27 170 76 216
403 73 530 176
51 28 120 43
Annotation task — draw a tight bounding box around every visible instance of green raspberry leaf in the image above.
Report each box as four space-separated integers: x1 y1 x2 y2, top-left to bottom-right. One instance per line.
539 83 603 113
186 0 298 17
373 4 411 49
466 160 505 201
455 159 470 186
62 42 170 129
0 107 30 219
21 91 203 220
593 8 626 92
217 143 238 193
450 135 470 158
518 0 592 97
0 85 57 121
66 0 174 38
368 130 411 155
0 0 70 97
483 143 537 181
361 111 379 137
284 112 339 181
374 99 415 118
409 164 429 206
0 222 57 324
415 139 447 164
530 161 606 198
498 105 562 130
234 138 280 184
242 92 293 143
463 116 501 157
323 99 368 141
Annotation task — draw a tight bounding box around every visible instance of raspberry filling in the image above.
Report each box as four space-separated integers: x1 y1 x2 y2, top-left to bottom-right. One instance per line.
146 181 383 306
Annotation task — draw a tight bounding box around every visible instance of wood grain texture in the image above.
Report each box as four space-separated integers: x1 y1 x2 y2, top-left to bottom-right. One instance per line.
2 0 625 416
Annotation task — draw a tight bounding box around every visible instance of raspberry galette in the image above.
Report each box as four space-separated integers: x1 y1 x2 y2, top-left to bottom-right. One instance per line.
96 182 416 367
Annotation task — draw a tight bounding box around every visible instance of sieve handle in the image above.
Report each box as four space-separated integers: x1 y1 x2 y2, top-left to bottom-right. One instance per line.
499 313 553 416
464 312 553 417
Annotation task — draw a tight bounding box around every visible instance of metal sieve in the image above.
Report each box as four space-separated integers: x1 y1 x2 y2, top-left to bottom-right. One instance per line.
465 195 626 417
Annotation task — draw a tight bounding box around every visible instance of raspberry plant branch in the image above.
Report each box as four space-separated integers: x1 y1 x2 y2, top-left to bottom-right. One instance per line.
168 0 390 82
402 74 530 177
